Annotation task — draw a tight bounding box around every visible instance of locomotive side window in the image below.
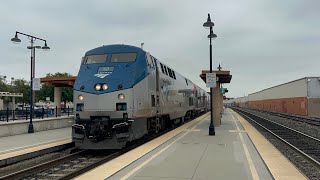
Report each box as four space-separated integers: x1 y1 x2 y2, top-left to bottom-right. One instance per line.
167 68 173 78
83 54 107 64
146 53 154 68
164 66 168 75
111 53 137 62
172 71 176 79
160 63 165 74
153 57 157 68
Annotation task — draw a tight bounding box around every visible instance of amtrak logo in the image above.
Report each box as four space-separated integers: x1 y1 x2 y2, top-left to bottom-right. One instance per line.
94 72 112 78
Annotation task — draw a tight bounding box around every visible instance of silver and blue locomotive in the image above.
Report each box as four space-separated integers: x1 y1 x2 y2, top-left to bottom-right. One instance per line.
72 44 210 149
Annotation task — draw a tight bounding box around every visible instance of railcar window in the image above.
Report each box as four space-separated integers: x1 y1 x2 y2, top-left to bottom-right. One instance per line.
111 53 137 62
189 97 193 106
83 54 107 64
160 63 165 73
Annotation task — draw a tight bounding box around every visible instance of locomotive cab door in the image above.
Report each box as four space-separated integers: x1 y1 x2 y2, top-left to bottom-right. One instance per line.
146 52 160 116
153 56 162 132
153 57 160 115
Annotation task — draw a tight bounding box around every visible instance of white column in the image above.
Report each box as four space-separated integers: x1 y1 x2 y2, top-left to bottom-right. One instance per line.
12 97 15 109
54 87 62 116
12 97 16 119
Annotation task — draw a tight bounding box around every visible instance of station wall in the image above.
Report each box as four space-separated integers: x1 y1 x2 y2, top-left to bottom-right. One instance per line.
249 78 307 101
234 77 320 117
248 97 308 116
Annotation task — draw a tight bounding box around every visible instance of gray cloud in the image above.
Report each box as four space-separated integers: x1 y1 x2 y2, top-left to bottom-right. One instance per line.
0 0 319 98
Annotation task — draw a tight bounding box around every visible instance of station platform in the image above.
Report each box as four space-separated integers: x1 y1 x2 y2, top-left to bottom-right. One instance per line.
0 127 72 166
77 109 306 180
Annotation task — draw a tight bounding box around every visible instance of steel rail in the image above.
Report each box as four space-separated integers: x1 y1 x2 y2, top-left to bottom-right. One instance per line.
233 108 320 170
0 150 88 180
250 108 320 126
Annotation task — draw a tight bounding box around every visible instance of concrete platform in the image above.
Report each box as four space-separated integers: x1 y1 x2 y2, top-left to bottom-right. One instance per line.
77 109 306 180
0 127 72 166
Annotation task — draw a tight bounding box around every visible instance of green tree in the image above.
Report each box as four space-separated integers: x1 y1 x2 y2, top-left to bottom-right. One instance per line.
0 75 12 103
11 79 30 104
1 76 30 104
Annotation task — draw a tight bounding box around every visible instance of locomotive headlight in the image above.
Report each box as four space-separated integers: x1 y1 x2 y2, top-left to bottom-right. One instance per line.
78 94 84 101
102 84 108 90
95 84 101 91
118 93 125 100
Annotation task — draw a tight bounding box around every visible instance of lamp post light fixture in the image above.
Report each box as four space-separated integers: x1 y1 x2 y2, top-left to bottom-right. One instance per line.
203 13 217 136
11 31 50 133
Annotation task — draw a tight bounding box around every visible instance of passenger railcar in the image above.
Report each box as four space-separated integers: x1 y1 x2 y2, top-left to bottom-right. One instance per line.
72 44 209 149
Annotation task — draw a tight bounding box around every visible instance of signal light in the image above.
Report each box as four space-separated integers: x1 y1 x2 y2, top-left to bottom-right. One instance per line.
220 88 228 94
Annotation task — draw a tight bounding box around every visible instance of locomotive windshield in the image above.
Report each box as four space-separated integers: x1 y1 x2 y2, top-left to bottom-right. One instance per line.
83 54 107 64
111 53 137 62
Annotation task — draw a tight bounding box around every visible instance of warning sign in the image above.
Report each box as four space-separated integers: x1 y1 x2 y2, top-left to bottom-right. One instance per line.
206 73 217 88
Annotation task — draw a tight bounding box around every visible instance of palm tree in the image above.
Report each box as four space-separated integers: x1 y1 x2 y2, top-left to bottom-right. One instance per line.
11 77 14 86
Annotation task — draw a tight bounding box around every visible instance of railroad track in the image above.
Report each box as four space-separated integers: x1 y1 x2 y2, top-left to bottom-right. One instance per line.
1 139 146 180
1 139 149 180
253 109 320 126
0 149 88 180
1 113 207 180
233 108 320 171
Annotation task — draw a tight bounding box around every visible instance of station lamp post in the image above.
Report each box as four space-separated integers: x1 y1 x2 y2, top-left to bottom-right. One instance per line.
203 14 217 136
11 31 50 133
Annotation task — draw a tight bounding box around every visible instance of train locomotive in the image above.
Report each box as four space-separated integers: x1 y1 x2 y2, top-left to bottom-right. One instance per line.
72 44 210 149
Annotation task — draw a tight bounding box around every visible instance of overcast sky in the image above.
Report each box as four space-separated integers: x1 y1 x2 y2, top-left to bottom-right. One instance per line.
1 0 319 97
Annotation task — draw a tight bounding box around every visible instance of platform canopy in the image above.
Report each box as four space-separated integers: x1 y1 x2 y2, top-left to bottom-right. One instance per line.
40 76 76 87
200 70 232 84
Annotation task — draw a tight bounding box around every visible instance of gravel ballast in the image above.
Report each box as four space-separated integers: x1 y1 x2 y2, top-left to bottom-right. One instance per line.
235 108 320 180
